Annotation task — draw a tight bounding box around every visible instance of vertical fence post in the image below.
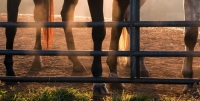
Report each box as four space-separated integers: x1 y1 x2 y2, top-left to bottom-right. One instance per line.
130 0 135 79
134 0 140 78
130 0 140 79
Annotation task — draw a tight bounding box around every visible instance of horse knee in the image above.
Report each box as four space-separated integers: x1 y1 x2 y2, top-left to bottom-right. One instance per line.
34 6 44 21
4 56 13 66
184 27 198 50
92 27 106 43
61 0 78 21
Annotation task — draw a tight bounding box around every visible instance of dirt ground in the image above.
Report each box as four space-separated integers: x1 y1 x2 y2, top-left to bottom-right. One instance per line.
1 14 200 99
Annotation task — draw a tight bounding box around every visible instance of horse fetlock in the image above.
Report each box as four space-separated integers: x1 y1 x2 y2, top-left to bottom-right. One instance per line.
6 70 16 76
4 59 15 76
91 62 103 77
4 57 13 66
31 56 43 70
106 56 117 67
71 64 88 76
109 72 119 78
72 63 87 72
140 70 150 77
181 69 193 78
93 83 110 95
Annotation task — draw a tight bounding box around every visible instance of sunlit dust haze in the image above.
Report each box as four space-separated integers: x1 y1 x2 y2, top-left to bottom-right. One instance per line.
0 0 183 21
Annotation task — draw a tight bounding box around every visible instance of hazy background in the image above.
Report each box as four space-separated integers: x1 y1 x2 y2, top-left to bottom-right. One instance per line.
0 0 184 21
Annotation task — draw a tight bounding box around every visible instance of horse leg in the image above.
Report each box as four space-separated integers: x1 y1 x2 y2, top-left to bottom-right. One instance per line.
182 0 200 97
31 0 46 70
87 0 109 97
31 27 43 70
106 0 130 95
182 27 199 97
4 0 21 76
61 0 87 75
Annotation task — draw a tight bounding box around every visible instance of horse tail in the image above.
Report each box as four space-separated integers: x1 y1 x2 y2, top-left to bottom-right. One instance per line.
119 28 129 51
43 0 54 50
118 28 130 66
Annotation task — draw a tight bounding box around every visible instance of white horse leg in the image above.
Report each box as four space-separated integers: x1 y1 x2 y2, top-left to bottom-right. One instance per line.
182 27 199 97
182 0 200 97
139 57 150 77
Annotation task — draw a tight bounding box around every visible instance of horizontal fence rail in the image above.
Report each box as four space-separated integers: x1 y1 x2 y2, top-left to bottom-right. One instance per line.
0 22 130 27
2 50 200 57
1 21 200 28
0 76 200 84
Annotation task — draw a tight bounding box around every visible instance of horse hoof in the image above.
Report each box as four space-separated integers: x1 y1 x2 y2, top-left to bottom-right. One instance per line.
140 70 150 77
6 71 16 77
92 83 109 101
4 81 19 86
31 56 43 71
109 83 125 92
71 64 88 76
183 85 200 98
4 73 18 86
93 83 110 95
109 73 125 94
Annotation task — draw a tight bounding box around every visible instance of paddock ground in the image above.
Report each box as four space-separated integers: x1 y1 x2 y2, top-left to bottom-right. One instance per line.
0 14 200 98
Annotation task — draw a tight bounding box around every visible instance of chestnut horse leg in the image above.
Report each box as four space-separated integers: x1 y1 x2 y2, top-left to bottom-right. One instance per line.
31 0 54 70
106 0 129 94
31 0 47 70
61 0 87 75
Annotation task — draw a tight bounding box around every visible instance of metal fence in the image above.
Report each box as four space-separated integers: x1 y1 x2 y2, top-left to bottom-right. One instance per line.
0 0 200 84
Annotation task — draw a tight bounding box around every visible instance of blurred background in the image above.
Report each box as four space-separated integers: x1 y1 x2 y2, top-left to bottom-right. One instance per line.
0 0 184 21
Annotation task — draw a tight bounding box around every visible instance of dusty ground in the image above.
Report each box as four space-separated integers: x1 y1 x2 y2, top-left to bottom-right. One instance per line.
1 14 200 99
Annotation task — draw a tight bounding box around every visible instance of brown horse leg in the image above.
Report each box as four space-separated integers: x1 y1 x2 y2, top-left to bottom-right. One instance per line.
182 0 200 97
106 0 130 94
61 0 87 75
4 0 21 76
87 0 109 98
31 0 46 70
31 27 43 70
